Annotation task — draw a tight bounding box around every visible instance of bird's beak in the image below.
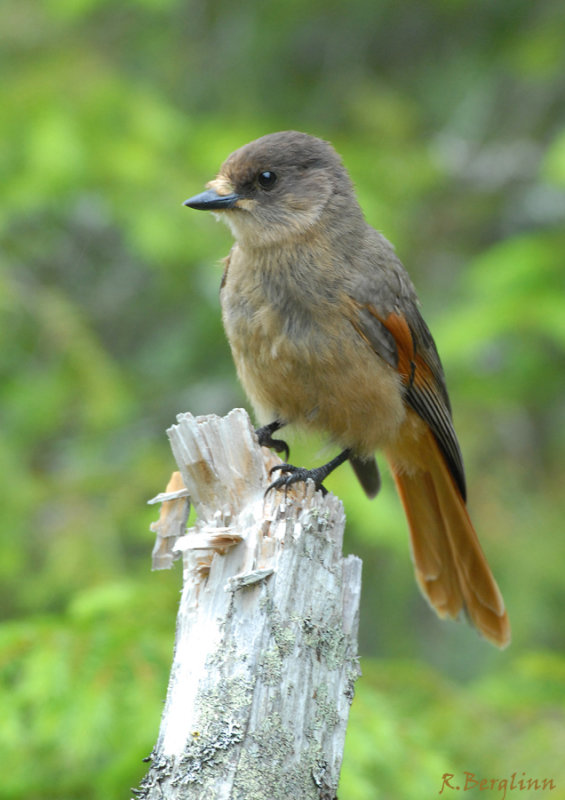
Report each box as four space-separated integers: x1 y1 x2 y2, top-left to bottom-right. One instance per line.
183 188 241 211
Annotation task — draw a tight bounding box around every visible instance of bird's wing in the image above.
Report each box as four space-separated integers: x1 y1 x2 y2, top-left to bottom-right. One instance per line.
348 297 467 501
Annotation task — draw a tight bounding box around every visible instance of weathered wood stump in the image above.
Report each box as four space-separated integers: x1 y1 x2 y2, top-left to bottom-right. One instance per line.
137 409 362 800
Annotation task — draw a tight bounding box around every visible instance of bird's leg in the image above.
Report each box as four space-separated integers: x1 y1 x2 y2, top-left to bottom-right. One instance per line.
266 448 352 496
255 419 289 461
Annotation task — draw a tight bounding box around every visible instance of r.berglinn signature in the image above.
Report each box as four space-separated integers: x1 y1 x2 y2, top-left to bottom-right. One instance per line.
439 772 556 799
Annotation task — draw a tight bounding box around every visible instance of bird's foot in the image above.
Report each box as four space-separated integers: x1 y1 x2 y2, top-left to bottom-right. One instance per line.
266 463 329 496
265 449 352 497
255 421 289 461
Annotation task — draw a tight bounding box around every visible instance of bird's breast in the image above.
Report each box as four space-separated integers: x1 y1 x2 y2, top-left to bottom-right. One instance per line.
220 246 407 454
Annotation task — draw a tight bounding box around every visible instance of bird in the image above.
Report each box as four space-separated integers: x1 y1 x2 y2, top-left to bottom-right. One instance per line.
183 130 510 648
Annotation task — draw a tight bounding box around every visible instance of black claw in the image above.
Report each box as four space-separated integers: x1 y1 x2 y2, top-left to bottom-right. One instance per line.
265 463 328 496
269 438 290 461
265 449 352 498
255 421 290 461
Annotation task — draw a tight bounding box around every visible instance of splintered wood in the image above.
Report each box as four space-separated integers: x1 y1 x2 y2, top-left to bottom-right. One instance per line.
139 408 362 800
148 470 189 570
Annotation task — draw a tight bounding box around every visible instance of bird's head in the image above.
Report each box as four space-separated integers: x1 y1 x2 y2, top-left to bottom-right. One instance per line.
184 131 360 247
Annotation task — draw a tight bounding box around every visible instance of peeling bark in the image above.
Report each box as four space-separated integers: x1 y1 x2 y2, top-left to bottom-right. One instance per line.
136 409 362 800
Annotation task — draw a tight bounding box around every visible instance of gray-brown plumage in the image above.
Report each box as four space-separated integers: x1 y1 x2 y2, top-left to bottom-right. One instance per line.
184 130 510 648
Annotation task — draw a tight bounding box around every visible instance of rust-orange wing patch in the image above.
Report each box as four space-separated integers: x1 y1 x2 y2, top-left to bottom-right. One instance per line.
374 309 416 387
352 302 467 500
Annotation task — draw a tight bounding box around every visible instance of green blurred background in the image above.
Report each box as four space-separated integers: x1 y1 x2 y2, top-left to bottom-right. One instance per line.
2 1 565 797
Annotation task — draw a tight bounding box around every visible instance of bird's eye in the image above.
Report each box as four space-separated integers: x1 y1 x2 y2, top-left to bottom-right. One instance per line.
257 171 277 190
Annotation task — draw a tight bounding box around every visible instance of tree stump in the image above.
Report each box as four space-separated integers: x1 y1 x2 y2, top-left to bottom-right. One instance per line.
136 408 362 800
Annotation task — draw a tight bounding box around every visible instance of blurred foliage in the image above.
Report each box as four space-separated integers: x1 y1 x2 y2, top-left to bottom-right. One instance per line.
1 0 565 797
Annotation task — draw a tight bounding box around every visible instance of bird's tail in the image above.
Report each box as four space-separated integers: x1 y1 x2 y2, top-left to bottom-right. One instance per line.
387 429 510 648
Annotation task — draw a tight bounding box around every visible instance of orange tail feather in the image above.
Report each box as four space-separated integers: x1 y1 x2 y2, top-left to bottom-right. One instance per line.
388 430 510 648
